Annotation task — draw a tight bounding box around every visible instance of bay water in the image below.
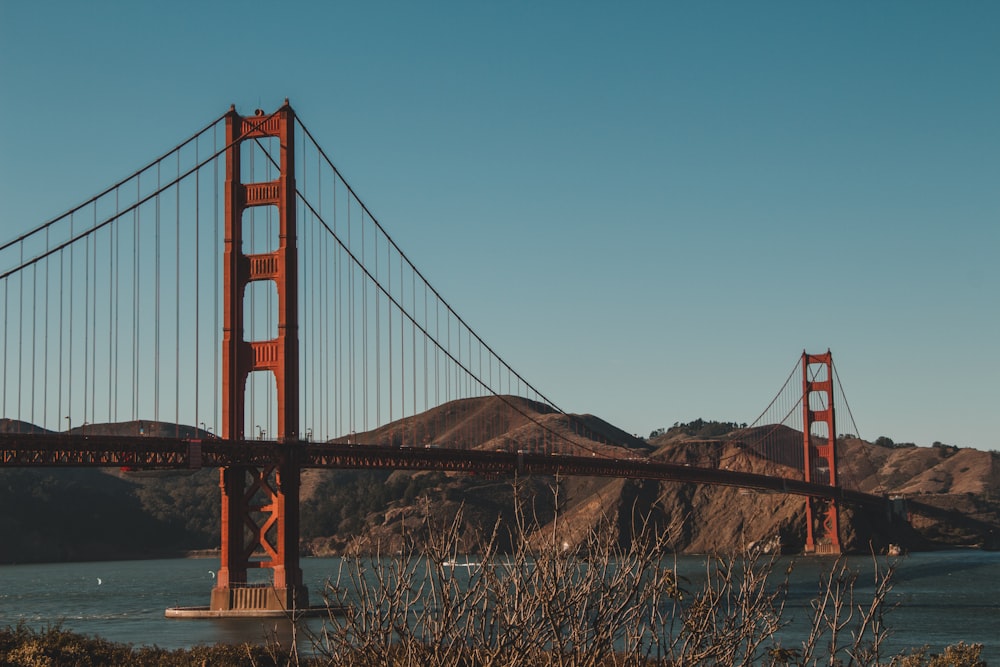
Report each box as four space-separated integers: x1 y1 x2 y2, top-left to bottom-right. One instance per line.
1 550 998 662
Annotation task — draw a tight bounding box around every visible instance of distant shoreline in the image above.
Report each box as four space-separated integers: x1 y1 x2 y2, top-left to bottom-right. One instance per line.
184 548 221 559
0 549 220 566
5 543 997 567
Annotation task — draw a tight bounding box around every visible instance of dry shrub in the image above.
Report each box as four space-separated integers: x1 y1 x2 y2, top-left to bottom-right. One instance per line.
305 481 944 667
890 642 986 667
0 621 296 667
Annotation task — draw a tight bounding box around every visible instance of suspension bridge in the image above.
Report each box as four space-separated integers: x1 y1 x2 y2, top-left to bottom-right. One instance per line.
1 101 892 615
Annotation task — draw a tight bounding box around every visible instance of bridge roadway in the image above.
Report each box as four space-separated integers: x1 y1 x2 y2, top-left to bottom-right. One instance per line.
0 432 886 508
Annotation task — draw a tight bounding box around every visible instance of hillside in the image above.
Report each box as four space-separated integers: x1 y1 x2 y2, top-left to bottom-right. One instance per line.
643 425 1000 552
2 406 999 564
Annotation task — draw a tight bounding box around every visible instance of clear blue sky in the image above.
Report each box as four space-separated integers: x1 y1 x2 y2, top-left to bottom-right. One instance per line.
2 1 997 449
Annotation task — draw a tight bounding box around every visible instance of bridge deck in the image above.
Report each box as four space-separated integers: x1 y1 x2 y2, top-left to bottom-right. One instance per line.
0 433 884 507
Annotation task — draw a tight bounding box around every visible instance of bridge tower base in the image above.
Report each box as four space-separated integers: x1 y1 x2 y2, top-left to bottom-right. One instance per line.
802 350 842 555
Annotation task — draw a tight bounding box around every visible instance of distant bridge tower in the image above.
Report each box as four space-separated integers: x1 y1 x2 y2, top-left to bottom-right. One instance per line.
211 102 307 612
801 350 841 554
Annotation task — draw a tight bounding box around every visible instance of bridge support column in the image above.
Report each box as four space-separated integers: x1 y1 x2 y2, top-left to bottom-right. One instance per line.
802 350 841 554
211 101 307 613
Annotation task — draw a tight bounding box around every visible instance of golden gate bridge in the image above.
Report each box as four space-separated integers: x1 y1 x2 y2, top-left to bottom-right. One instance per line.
1 101 891 615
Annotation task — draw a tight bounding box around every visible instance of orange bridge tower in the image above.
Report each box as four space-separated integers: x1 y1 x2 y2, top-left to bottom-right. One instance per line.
211 101 306 612
801 350 841 554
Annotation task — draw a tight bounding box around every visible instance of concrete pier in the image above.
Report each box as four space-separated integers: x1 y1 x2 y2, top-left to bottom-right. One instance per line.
165 605 331 619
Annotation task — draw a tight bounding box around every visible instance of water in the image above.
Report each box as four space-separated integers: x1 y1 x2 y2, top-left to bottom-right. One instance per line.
1 550 998 662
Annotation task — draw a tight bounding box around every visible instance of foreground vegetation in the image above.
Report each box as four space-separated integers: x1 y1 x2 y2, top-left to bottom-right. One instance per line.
1 485 989 666
0 623 986 667
0 623 296 667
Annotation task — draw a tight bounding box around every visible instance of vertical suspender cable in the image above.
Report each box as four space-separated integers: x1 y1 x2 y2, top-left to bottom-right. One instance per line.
310 170 314 439
300 150 306 436
340 172 346 437
446 304 451 405
363 210 368 433
110 191 117 422
435 299 439 407
317 144 323 434
43 227 50 428
396 240 402 427
325 154 330 436
309 156 316 437
444 311 450 438
67 216 74 427
299 193 305 435
82 229 89 426
303 149 310 437
399 250 404 441
17 241 24 422
2 267 7 423
175 150 181 435
411 265 416 426
320 170 326 439
325 173 332 437
134 178 140 422
81 213 90 424
348 198 354 435
214 124 220 435
387 231 392 426
340 192 346 436
313 162 318 437
89 207 96 424
300 158 306 436
375 228 380 429
195 133 200 432
423 281 427 414
310 177 315 437
332 168 339 438
30 259 37 425
321 188 327 439
57 236 64 428
155 162 161 423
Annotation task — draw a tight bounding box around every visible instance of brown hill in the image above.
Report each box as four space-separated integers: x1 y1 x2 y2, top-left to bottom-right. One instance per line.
640 428 1000 553
328 394 649 456
304 406 1000 556
304 396 650 555
0 418 55 434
